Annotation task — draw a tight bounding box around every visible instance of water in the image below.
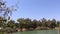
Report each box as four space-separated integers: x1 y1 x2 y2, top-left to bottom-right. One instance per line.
12 30 58 34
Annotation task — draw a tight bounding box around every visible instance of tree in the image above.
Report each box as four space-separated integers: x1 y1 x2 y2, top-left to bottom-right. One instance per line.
0 17 7 27
37 20 42 27
24 18 32 29
0 1 10 17
41 18 47 27
17 18 25 29
49 19 56 28
32 19 38 29
7 20 15 28
56 21 60 27
47 20 51 27
0 0 16 20
0 0 17 29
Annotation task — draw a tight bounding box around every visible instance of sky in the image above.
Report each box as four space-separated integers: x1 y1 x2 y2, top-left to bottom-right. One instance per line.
3 0 60 21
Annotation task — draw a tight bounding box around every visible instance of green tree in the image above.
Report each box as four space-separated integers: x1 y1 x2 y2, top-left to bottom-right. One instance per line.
24 18 32 29
56 21 60 27
17 18 24 28
32 19 38 29
37 20 42 27
47 20 51 27
7 20 15 28
41 18 47 27
0 17 7 27
49 19 56 28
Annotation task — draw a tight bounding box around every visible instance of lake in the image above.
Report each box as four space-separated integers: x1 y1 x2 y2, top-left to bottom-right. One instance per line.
12 30 59 34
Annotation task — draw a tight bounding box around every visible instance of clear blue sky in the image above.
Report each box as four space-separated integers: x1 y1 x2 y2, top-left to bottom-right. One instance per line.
4 0 60 21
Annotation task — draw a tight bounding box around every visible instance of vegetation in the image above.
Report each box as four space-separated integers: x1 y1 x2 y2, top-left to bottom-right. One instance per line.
0 0 60 34
0 17 60 32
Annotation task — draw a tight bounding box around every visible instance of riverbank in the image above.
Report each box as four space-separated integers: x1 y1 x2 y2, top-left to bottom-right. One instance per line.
0 28 60 34
0 27 60 34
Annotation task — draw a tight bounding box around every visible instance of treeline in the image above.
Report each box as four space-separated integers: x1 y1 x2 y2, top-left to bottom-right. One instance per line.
0 17 60 31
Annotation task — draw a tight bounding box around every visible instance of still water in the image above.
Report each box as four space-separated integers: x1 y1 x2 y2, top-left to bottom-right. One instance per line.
12 30 58 34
